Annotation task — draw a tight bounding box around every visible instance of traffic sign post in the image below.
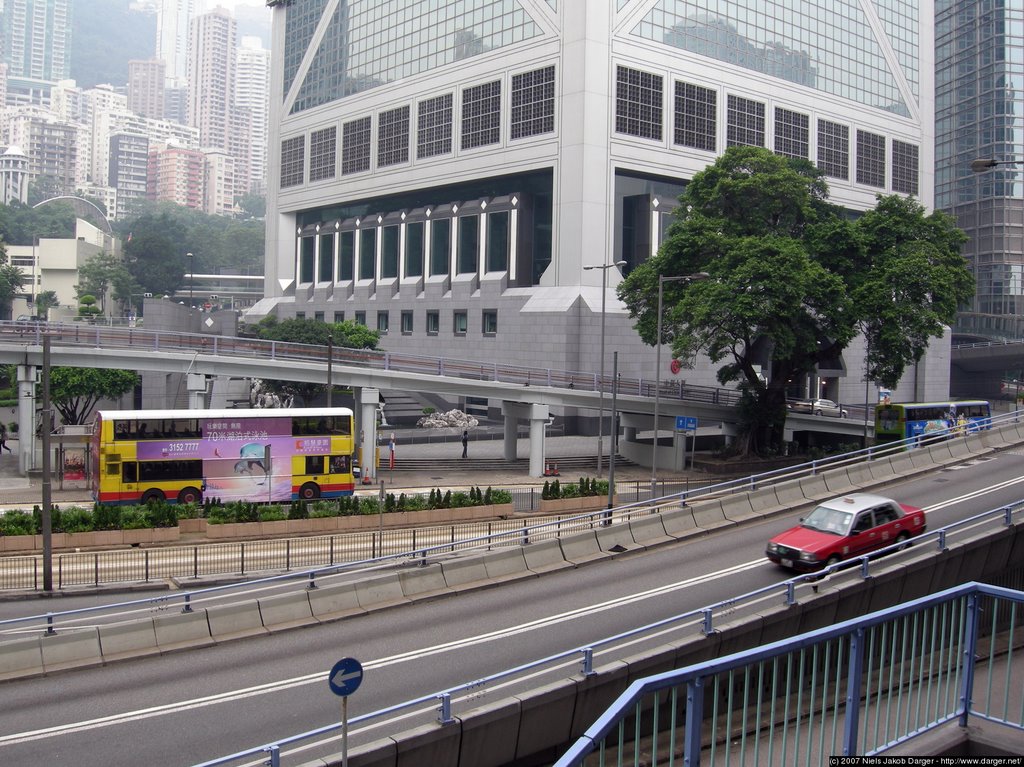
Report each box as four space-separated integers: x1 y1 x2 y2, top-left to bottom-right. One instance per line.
329 658 364 767
674 416 698 470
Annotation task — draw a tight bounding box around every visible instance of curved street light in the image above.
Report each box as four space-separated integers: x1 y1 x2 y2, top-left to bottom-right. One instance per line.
651 272 709 498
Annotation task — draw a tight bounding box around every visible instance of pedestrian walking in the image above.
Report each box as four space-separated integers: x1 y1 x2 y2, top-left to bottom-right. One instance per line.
0 422 11 453
461 430 468 458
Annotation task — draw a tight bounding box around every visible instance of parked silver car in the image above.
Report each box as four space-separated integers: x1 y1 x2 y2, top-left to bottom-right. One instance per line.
787 398 849 418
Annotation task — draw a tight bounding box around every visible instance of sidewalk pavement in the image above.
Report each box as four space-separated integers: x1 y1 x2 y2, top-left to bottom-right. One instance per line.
0 434 695 508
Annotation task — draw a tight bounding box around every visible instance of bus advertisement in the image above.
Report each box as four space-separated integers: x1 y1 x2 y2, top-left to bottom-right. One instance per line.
91 407 356 505
874 400 991 447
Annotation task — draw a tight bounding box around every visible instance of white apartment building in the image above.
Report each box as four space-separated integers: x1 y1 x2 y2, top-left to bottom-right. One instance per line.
257 1 945 407
236 35 270 194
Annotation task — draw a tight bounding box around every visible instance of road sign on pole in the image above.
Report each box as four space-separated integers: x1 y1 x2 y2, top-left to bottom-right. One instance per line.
675 415 698 431
329 657 363 767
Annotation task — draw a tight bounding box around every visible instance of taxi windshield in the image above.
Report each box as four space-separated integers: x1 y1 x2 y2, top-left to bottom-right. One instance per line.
801 505 852 535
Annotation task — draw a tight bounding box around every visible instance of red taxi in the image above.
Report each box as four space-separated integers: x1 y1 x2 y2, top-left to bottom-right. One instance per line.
765 493 926 572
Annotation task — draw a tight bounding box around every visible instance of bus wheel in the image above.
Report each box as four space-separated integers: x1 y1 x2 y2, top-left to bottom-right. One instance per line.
299 482 320 500
141 489 165 505
177 486 202 505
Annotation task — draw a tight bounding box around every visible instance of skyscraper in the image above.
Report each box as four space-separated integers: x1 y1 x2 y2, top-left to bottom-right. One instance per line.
256 1 939 405
128 59 167 120
0 0 72 80
235 35 269 194
155 0 196 88
936 1 1024 342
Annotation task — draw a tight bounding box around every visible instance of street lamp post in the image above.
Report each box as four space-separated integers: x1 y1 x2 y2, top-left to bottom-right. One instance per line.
583 260 627 476
186 252 194 314
651 272 709 498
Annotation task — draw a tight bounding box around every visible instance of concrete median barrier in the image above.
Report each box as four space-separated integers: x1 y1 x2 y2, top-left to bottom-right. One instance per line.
558 530 609 565
690 500 733 531
910 448 938 469
308 582 365 622
747 486 782 515
398 564 453 601
207 601 269 642
392 720 463 767
481 548 532 585
258 591 316 632
570 660 630 737
888 452 917 476
456 697 522 767
628 515 673 547
441 556 492 591
868 456 897 481
514 678 579 762
594 521 637 552
773 480 805 508
98 617 159 662
355 573 409 611
660 506 700 539
720 494 758 523
947 437 972 461
823 469 856 495
338 737 397 767
845 462 874 489
153 609 215 653
522 538 573 574
798 474 831 500
41 627 102 673
0 634 43 681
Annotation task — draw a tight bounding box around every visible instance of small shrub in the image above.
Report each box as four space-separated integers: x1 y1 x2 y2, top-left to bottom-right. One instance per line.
120 507 151 530
176 503 201 520
147 502 178 528
0 509 35 536
489 488 512 504
93 504 121 531
288 500 310 520
358 497 380 515
59 507 94 534
448 491 473 508
207 506 234 525
258 506 287 522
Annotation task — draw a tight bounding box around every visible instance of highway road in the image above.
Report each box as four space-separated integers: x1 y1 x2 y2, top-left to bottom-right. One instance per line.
1 447 1023 767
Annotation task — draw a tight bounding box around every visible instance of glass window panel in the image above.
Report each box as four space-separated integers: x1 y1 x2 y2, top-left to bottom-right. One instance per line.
318 233 334 281
673 81 716 151
309 126 336 182
430 218 451 276
458 215 479 273
511 65 555 139
615 65 663 140
281 135 304 187
338 230 354 281
381 225 399 278
299 236 315 283
486 211 509 272
405 222 424 277
359 228 376 279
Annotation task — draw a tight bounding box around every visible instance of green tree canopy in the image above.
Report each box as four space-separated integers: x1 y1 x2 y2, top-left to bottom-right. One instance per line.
618 146 972 456
0 200 76 245
48 368 140 425
246 317 380 405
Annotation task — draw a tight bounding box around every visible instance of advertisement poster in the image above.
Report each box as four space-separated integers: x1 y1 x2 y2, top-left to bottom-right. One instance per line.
63 448 86 481
134 416 334 502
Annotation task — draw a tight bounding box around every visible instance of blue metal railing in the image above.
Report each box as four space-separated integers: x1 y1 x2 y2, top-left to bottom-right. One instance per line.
555 581 1024 766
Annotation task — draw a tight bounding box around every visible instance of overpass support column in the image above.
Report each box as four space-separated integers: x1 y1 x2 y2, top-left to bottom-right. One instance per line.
503 416 517 461
359 388 380 483
16 364 36 474
187 374 208 409
501 402 549 477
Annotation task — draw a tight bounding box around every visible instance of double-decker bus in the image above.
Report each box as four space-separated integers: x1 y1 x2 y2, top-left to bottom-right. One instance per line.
874 400 991 447
90 407 356 505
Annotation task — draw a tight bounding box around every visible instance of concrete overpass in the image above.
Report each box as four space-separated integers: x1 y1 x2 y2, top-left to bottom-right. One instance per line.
951 338 1024 397
0 322 868 477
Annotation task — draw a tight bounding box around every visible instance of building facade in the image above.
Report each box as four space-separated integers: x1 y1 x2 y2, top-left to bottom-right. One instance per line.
936 1 1024 342
257 1 943 406
0 0 71 81
128 59 167 121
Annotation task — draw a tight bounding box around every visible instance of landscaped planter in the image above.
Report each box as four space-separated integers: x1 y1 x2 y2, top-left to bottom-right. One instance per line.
178 518 208 535
537 496 616 515
0 527 180 553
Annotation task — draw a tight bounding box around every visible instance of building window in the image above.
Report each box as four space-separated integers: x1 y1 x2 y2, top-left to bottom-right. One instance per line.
615 65 662 140
418 94 453 159
673 81 716 152
359 228 376 280
856 129 886 188
511 65 555 139
453 310 468 335
430 218 451 276
817 120 849 180
426 310 439 335
381 225 399 278
726 95 765 147
314 311 324 322
334 311 345 323
406 221 424 277
377 311 389 333
318 233 333 282
338 231 354 281
892 140 919 195
298 236 315 283
401 310 413 335
355 311 366 326
482 310 497 335
773 108 808 160
342 116 371 175
309 126 336 181
378 105 410 167
486 211 509 272
281 136 304 187
462 80 502 150
457 215 479 273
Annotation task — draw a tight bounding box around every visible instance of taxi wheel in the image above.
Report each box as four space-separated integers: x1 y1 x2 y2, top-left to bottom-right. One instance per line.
895 531 911 550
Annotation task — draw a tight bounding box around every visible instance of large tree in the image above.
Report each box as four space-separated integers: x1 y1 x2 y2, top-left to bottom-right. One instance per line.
618 146 972 456
48 368 140 425
246 317 380 405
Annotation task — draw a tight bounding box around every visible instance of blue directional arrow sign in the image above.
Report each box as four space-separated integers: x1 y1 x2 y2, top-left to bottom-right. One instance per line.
675 415 698 431
328 657 363 697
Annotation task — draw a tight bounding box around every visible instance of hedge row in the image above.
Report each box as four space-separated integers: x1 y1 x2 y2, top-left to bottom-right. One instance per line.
540 477 608 500
0 486 513 536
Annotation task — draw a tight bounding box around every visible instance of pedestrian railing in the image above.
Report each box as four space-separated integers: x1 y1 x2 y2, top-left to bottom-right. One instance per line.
555 581 1024 766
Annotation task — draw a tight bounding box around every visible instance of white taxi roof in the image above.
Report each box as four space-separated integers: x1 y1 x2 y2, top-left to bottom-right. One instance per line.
816 493 898 513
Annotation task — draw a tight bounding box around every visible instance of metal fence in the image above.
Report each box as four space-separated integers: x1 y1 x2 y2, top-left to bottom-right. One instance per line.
555 581 1024 766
